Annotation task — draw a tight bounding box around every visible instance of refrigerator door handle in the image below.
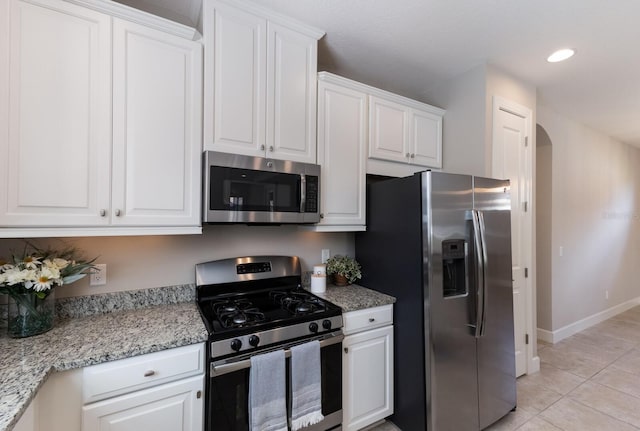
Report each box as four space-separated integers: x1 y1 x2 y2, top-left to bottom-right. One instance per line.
477 210 489 337
472 209 489 338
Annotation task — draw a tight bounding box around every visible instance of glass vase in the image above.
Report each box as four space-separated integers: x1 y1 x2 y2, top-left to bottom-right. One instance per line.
7 289 55 338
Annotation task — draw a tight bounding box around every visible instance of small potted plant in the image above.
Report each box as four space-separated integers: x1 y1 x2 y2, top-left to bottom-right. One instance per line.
325 255 362 286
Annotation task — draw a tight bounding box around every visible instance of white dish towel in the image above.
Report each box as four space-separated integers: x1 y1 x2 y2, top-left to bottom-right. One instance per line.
290 340 324 431
249 349 288 431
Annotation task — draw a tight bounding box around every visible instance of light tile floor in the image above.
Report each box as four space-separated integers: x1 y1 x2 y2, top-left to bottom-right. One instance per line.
488 305 640 430
370 306 640 431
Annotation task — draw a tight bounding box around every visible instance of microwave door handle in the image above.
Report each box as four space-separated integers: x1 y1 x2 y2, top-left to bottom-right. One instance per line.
300 174 306 213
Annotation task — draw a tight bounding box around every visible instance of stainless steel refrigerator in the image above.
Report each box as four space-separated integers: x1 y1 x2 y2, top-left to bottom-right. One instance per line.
355 171 516 431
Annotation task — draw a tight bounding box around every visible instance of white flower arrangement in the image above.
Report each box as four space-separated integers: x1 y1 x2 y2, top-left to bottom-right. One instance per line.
0 243 97 298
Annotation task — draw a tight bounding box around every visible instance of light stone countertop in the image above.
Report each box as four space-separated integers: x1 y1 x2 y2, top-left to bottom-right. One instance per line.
0 290 207 431
313 283 396 312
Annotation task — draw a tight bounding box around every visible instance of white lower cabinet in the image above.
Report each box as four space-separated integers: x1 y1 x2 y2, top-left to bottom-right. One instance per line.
342 305 394 431
82 376 203 431
81 343 205 431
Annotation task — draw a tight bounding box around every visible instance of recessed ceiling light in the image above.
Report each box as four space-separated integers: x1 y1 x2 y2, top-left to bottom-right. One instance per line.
547 48 576 63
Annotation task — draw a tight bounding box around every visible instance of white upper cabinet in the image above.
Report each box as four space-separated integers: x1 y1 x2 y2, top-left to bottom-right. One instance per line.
112 18 202 227
314 73 367 231
369 96 411 164
368 91 444 175
0 0 112 227
0 0 202 237
204 2 265 156
203 0 324 164
309 72 444 231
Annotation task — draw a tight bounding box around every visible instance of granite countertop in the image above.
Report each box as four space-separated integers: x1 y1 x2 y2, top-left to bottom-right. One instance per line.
0 287 207 431
0 282 394 431
314 283 396 312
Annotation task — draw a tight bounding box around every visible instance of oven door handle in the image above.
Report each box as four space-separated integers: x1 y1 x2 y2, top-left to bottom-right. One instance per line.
211 332 344 377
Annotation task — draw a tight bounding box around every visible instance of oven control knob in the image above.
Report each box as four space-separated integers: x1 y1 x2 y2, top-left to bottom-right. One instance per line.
249 335 260 347
322 319 332 330
309 322 319 333
230 339 242 351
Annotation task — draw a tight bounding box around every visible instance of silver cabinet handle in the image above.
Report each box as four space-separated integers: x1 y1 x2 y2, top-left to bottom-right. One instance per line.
344 347 349 354
405 152 410 158
261 145 265 151
410 153 415 158
100 209 106 217
368 318 375 322
269 146 274 152
143 370 156 377
115 209 122 217
320 213 324 219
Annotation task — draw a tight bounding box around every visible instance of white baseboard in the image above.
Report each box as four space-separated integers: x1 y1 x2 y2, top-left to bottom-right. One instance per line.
537 328 554 343
529 355 540 374
536 296 640 344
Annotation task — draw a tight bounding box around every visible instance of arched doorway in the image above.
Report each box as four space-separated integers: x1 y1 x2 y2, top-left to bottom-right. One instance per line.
536 124 553 334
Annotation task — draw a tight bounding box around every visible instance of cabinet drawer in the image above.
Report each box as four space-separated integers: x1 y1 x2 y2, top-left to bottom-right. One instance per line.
83 343 204 404
343 304 393 335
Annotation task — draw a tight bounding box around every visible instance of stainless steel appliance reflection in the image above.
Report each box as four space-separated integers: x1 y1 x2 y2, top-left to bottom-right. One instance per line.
356 171 516 431
195 256 343 431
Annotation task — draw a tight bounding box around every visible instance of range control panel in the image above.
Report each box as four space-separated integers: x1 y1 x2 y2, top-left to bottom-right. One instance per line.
236 262 272 275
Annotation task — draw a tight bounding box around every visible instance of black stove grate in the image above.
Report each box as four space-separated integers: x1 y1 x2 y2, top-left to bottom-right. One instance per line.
211 299 266 329
269 290 327 315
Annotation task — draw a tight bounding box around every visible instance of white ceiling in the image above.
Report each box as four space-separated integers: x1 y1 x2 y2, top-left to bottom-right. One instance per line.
118 0 640 147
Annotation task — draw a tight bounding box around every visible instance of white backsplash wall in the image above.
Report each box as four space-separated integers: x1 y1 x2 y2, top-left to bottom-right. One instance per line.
0 225 354 298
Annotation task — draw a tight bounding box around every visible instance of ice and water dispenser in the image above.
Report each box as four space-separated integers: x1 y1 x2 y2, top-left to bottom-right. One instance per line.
442 239 467 297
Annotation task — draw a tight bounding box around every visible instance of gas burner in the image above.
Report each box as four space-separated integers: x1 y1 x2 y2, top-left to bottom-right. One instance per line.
270 290 327 315
212 299 266 329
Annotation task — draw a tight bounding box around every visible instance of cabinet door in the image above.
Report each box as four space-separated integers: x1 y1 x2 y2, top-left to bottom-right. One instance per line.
343 325 394 431
0 0 111 226
316 80 366 229
368 95 410 164
112 18 202 227
82 376 204 431
203 1 265 157
266 22 317 163
410 108 443 168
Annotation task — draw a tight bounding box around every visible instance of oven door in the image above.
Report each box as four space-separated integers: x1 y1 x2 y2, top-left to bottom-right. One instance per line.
207 333 343 431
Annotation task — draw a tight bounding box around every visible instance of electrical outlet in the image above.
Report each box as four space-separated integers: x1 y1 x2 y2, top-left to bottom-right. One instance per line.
321 249 330 264
90 264 107 286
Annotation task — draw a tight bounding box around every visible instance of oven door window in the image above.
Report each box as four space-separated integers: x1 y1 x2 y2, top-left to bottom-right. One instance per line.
210 166 301 213
208 343 342 430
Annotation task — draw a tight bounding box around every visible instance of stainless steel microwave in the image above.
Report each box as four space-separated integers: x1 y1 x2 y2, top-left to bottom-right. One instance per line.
202 151 320 224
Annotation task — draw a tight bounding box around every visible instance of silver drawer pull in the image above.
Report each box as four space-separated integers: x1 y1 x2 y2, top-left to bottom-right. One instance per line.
369 318 375 322
143 370 156 377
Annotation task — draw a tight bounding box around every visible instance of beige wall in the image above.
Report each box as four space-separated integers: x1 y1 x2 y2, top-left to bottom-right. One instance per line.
538 104 640 330
424 64 487 176
425 63 537 178
0 226 354 298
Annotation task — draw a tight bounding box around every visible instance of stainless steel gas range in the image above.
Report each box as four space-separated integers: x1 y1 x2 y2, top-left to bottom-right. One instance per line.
195 256 343 431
